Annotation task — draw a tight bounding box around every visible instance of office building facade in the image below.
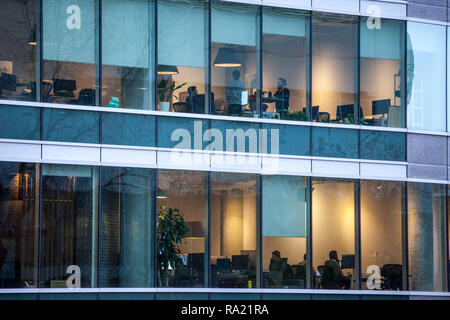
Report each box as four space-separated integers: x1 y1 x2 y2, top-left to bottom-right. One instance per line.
0 0 450 300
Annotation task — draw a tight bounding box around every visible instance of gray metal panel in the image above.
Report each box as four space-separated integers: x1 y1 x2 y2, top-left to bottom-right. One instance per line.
407 2 447 21
408 163 448 180
407 133 447 165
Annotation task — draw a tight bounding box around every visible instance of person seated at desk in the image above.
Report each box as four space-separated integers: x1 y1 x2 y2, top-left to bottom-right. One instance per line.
186 86 198 113
321 250 345 289
267 78 290 114
268 250 288 287
225 70 245 116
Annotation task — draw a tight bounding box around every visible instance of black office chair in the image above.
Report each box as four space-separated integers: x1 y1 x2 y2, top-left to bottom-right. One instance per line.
288 265 306 288
30 82 53 102
77 89 95 106
381 264 402 291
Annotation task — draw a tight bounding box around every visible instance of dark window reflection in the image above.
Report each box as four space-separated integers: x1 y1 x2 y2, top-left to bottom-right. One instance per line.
0 162 37 288
0 0 37 101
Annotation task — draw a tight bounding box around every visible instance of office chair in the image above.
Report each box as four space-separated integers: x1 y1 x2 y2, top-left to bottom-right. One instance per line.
173 102 190 113
381 264 402 291
78 89 95 106
30 82 53 102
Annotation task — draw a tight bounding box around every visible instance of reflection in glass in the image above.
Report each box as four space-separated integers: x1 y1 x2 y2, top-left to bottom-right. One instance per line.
211 172 259 288
211 1 259 118
262 7 309 121
312 13 358 124
0 0 37 101
407 22 446 132
408 183 446 292
361 180 404 291
312 178 356 290
157 170 208 287
157 0 207 113
43 0 97 105
360 18 405 128
40 164 98 288
102 0 154 109
0 162 37 288
262 175 309 288
100 167 154 287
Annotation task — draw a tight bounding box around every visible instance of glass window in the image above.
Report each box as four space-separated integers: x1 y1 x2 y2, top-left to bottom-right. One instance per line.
102 0 154 110
408 182 446 292
40 164 98 288
102 112 156 147
361 180 404 291
0 0 37 102
262 123 310 156
407 22 446 132
211 1 259 118
360 130 406 162
157 170 208 288
211 172 259 288
0 105 40 140
262 175 309 288
312 13 358 124
157 0 207 114
0 162 37 288
262 7 309 121
100 167 154 287
360 18 405 128
312 127 358 159
42 0 97 105
43 108 99 144
312 178 356 290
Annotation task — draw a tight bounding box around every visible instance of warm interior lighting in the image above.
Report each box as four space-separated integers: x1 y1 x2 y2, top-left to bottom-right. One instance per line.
213 47 241 67
157 187 167 199
157 65 179 75
28 28 37 46
185 221 204 239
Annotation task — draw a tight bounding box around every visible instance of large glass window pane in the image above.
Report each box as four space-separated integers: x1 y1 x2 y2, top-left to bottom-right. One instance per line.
360 18 405 128
262 7 309 121
157 0 207 114
0 162 37 288
0 105 40 140
41 164 98 288
100 167 154 287
407 22 446 132
102 0 154 110
312 13 358 124
43 0 97 105
311 127 358 159
211 1 259 118
408 183 446 292
262 175 309 288
157 170 208 288
0 0 37 102
312 178 356 290
361 180 404 291
211 172 259 288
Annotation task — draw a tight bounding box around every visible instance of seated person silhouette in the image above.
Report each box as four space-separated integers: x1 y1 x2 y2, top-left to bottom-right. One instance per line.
225 70 245 116
268 78 290 114
186 86 198 113
321 250 345 289
268 250 288 287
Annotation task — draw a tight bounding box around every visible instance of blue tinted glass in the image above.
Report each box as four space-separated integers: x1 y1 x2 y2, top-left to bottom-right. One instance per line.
102 112 155 147
407 22 446 132
0 105 40 140
312 127 358 158
158 116 209 150
263 123 310 156
43 108 99 143
360 130 405 161
211 120 260 153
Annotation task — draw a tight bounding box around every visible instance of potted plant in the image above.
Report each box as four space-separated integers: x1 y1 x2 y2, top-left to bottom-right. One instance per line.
157 79 186 112
157 205 187 287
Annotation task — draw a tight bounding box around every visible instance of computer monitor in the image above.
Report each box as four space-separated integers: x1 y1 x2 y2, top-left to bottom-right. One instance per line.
217 258 231 273
372 99 391 115
231 254 249 271
336 104 363 121
53 79 76 97
0 73 17 91
302 106 319 121
188 253 204 273
341 254 355 269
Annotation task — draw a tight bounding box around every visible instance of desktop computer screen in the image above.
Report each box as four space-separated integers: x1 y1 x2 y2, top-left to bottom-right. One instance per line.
53 79 76 97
